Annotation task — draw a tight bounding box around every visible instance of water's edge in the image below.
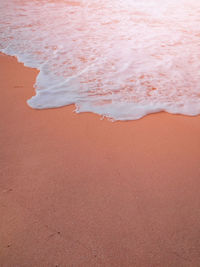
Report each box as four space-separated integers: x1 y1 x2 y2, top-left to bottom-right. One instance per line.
1 0 200 121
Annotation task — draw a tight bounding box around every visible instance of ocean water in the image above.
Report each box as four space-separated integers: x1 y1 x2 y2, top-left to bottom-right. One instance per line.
0 0 200 120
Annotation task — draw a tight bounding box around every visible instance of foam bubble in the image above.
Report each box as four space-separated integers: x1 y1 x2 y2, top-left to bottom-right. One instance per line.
0 0 200 120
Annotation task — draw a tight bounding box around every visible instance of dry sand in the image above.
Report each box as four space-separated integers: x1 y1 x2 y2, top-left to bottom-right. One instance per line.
1 52 200 266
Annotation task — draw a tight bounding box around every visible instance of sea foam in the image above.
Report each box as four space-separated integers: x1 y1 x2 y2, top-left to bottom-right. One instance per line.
0 0 200 120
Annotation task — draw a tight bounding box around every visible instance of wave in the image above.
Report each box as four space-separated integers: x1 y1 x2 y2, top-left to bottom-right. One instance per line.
1 0 200 120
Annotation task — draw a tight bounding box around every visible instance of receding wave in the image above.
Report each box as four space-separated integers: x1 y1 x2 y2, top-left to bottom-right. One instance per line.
1 0 200 120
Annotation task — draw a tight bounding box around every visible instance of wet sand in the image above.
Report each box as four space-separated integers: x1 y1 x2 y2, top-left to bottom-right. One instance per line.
1 52 200 266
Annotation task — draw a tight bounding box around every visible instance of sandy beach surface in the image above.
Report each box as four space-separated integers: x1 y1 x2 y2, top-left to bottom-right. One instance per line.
1 52 200 266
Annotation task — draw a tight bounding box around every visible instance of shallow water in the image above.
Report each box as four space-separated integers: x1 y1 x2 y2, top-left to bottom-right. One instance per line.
1 0 200 120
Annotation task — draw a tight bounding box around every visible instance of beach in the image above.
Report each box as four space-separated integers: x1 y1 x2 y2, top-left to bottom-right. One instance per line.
1 52 200 266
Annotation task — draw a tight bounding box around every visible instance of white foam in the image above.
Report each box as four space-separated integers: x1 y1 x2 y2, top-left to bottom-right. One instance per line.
1 0 200 120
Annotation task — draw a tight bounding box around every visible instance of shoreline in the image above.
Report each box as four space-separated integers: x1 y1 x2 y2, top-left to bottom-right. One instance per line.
1 51 200 122
1 52 200 266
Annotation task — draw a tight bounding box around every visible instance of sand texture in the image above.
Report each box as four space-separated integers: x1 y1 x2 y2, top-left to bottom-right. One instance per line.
1 53 200 266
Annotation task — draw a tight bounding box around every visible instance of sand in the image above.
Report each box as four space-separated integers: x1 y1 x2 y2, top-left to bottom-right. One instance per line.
1 52 200 266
